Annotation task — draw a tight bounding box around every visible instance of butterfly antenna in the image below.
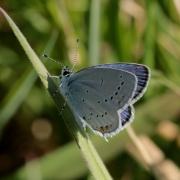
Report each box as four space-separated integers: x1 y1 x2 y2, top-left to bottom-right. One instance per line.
42 54 64 68
71 38 79 71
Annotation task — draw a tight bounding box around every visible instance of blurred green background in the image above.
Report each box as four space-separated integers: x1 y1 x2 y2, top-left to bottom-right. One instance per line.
0 0 180 179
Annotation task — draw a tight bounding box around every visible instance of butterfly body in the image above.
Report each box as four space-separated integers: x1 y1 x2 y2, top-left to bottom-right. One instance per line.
59 63 150 138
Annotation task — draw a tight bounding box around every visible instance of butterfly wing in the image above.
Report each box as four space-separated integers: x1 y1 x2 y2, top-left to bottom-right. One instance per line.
118 105 134 128
94 63 150 103
64 67 137 137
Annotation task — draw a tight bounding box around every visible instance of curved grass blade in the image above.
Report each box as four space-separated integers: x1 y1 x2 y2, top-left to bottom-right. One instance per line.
0 68 37 134
0 7 112 180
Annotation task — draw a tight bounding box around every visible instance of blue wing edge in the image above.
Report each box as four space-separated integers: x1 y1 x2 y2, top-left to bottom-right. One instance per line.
94 63 151 104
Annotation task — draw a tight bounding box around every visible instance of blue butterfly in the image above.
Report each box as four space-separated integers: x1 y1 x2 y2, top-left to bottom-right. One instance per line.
59 63 150 138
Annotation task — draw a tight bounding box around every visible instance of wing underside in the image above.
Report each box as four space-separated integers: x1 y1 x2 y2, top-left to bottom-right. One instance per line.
66 67 137 137
94 63 150 103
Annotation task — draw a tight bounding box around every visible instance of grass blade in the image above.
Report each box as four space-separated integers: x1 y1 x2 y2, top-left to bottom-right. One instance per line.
0 68 37 134
0 7 112 180
88 0 101 65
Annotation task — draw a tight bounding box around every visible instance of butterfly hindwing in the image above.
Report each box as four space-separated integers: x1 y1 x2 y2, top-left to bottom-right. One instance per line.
119 105 134 128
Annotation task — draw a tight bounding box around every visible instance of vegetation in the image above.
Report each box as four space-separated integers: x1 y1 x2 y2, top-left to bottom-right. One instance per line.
0 0 180 179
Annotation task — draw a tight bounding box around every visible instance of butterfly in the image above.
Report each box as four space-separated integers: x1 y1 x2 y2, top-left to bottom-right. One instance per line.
59 63 150 138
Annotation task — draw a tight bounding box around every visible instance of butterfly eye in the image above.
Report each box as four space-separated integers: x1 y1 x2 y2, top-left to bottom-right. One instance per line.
63 70 70 76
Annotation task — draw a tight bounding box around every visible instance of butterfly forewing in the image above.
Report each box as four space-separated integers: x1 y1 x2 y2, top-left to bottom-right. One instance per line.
95 63 150 103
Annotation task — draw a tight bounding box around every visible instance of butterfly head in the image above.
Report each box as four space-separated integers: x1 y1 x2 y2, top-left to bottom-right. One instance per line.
59 66 73 97
60 66 72 79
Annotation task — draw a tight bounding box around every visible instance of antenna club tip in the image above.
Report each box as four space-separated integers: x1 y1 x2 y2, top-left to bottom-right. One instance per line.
42 54 48 58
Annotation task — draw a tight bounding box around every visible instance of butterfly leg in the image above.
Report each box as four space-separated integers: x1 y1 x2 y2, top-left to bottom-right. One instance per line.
49 75 59 79
82 121 87 131
57 100 67 114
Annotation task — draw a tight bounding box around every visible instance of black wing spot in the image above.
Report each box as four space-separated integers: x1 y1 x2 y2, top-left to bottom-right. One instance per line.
121 81 124 86
96 115 99 117
100 79 103 87
97 101 100 104
105 112 107 115
82 98 85 102
102 114 104 117
83 116 86 120
86 90 89 93
100 126 104 132
110 96 113 100
120 75 122 78
117 86 120 90
105 99 108 102
115 92 118 96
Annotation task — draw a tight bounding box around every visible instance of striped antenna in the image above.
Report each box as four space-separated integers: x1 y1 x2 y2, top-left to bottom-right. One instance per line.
71 38 79 71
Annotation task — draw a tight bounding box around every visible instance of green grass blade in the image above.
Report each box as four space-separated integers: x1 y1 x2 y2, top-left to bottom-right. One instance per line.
0 8 49 88
0 7 112 180
88 0 101 65
0 29 58 136
144 0 157 68
0 69 37 133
